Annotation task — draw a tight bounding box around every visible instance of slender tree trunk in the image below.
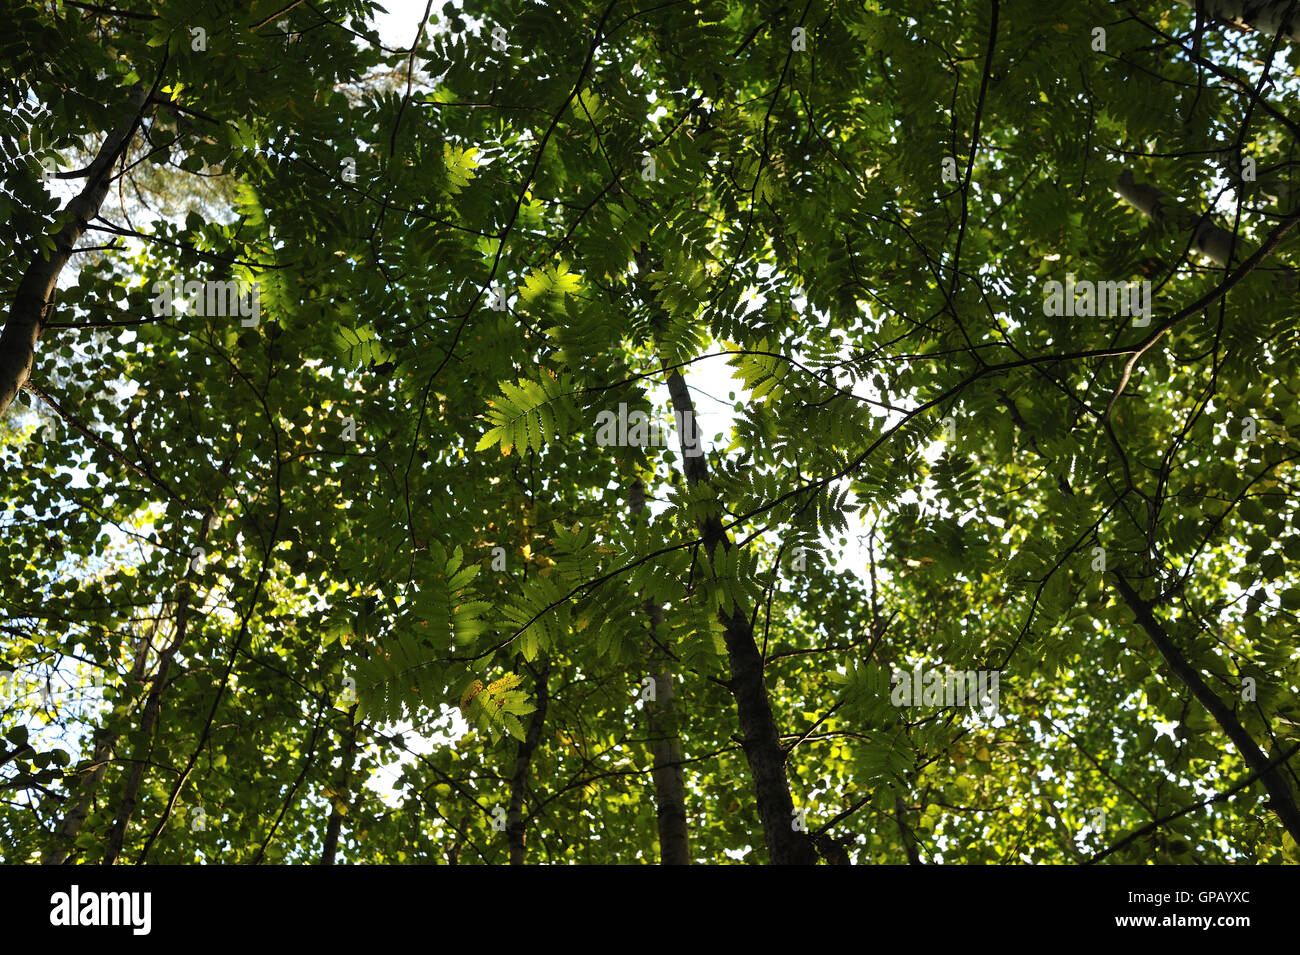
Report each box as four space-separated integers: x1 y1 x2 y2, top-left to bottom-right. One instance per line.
44 618 158 864
321 709 360 865
1116 169 1297 290
251 700 328 865
103 584 200 865
662 370 818 865
1113 572 1300 842
0 84 151 419
506 659 549 864
102 498 225 864
102 633 185 864
895 795 922 864
447 818 466 865
646 652 690 863
629 479 690 864
1172 0 1300 42
1116 169 1240 267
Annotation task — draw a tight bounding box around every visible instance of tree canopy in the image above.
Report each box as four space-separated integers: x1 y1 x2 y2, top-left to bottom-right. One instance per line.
2 0 1299 865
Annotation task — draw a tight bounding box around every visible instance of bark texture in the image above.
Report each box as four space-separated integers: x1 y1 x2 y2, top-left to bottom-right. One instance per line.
1116 168 1298 289
506 659 549 864
102 500 222 864
1113 572 1300 842
630 479 690 864
1116 168 1240 267
102 583 198 865
321 712 360 865
663 369 817 865
44 620 157 864
1173 0 1300 41
0 85 150 419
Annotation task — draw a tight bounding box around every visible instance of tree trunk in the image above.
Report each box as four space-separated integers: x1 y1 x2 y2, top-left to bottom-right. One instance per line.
1172 0 1300 42
662 370 818 865
321 708 360 865
895 795 922 864
1116 168 1298 293
102 501 221 865
506 659 549 864
1116 168 1241 267
0 84 150 419
629 479 690 864
1113 572 1300 842
102 588 198 865
44 618 158 864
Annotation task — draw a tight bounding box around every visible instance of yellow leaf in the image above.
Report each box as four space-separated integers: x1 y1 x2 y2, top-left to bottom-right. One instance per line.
458 680 483 712
486 672 523 694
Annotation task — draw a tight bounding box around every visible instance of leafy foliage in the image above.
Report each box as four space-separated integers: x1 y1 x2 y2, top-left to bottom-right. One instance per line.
2 0 1299 867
